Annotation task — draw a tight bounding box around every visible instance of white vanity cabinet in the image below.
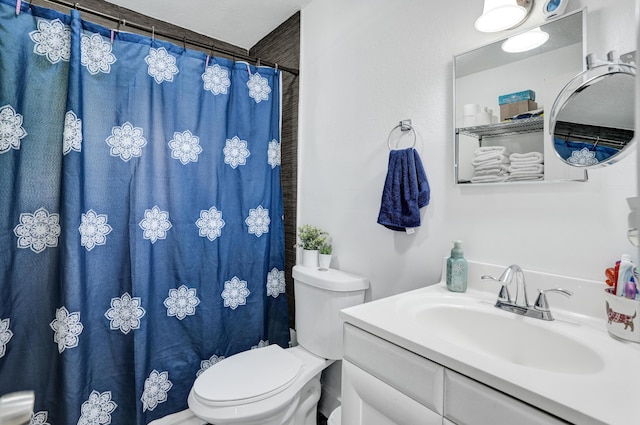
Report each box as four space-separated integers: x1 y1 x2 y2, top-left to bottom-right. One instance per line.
342 323 569 425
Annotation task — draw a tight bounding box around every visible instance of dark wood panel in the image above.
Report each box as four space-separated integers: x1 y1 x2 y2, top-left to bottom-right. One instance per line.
251 13 300 330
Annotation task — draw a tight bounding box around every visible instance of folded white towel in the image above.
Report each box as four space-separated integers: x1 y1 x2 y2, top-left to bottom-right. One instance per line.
474 165 508 176
473 151 506 162
509 157 543 165
471 155 509 167
509 152 543 161
506 174 544 182
474 164 506 173
471 175 507 183
509 170 543 177
507 164 544 173
474 146 506 156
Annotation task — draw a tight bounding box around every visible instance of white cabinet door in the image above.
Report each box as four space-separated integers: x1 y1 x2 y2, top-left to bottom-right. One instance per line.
343 324 444 414
342 360 442 425
444 370 569 425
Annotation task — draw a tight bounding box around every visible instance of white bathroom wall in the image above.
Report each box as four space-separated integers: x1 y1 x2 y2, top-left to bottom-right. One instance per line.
298 0 637 302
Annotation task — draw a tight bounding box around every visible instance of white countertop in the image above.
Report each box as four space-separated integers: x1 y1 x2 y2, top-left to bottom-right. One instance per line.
339 261 640 425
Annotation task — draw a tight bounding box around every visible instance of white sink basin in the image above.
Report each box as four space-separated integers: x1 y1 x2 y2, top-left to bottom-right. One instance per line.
340 262 640 425
408 302 604 374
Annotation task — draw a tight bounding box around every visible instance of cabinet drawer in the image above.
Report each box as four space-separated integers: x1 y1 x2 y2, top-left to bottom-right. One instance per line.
343 323 444 414
444 370 569 425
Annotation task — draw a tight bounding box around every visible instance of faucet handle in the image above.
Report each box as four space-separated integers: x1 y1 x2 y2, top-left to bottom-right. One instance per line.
481 275 511 302
534 288 573 311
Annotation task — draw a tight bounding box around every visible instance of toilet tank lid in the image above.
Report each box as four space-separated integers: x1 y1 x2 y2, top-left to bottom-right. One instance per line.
293 266 370 291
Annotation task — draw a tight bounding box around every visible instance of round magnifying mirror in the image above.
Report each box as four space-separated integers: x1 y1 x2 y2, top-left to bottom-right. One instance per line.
550 62 635 167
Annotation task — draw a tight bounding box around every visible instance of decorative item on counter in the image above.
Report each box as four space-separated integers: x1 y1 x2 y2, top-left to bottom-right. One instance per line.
297 225 328 268
615 254 634 297
446 240 468 292
603 256 640 343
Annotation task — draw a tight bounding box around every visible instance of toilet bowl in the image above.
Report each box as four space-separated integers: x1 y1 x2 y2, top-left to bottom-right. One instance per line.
187 266 369 425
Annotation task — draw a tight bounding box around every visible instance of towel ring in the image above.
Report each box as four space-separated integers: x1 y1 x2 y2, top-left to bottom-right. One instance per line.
387 120 416 151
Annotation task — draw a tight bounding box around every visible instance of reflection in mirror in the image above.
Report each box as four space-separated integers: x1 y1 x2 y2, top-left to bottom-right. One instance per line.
550 62 635 167
454 10 587 184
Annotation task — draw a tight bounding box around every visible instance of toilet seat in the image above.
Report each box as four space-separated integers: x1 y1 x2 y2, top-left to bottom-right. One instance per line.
192 345 302 407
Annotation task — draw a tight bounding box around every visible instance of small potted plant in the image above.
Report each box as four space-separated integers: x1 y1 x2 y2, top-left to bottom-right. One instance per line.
318 243 332 269
297 225 327 267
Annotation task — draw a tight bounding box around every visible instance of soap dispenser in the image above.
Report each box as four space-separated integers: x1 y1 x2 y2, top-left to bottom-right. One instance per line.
446 240 468 292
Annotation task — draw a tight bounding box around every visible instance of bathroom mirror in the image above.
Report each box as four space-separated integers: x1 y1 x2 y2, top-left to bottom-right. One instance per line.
454 9 587 184
549 59 636 167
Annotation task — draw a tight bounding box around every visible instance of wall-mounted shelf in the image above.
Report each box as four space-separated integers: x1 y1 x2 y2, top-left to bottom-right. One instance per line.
456 115 544 139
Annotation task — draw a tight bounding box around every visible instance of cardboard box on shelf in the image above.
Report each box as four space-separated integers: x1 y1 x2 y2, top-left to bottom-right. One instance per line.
500 100 538 121
498 90 536 105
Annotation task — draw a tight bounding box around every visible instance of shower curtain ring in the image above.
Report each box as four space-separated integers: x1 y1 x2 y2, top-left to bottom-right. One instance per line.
183 36 187 51
151 26 155 44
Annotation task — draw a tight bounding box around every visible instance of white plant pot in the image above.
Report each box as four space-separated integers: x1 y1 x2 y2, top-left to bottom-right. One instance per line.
301 249 319 267
318 254 332 270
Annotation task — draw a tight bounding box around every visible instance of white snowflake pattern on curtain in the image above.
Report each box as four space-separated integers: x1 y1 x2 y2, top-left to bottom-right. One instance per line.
196 354 225 377
49 307 83 353
267 139 281 168
246 73 271 103
223 136 250 168
13 208 61 253
195 207 225 241
202 64 231 95
78 209 112 251
266 268 285 298
139 206 172 243
221 277 250 310
80 33 116 75
63 111 82 155
141 370 173 412
30 411 50 425
77 390 117 425
106 122 147 162
0 104 27 154
145 47 179 84
568 147 598 166
251 340 269 349
0 318 13 358
104 293 145 334
163 285 200 320
168 130 202 165
28 18 71 64
245 205 270 237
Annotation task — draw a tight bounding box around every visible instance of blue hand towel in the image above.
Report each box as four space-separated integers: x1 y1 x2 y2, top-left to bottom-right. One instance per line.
377 148 430 231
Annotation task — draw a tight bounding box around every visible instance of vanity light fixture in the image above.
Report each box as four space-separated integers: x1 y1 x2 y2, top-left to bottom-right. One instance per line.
501 27 550 53
474 0 533 33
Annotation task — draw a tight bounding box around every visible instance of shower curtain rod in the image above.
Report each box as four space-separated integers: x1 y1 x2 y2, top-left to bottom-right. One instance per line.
33 0 300 76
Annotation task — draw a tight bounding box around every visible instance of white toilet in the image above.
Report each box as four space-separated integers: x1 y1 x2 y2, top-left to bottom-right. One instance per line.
187 265 369 425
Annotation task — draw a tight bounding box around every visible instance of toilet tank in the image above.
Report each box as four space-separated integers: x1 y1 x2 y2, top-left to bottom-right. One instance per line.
293 265 369 360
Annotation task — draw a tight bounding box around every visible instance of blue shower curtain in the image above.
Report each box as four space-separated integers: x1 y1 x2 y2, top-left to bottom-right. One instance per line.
0 1 289 424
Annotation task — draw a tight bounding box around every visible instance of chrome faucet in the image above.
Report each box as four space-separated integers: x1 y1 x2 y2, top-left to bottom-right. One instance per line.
481 264 572 321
